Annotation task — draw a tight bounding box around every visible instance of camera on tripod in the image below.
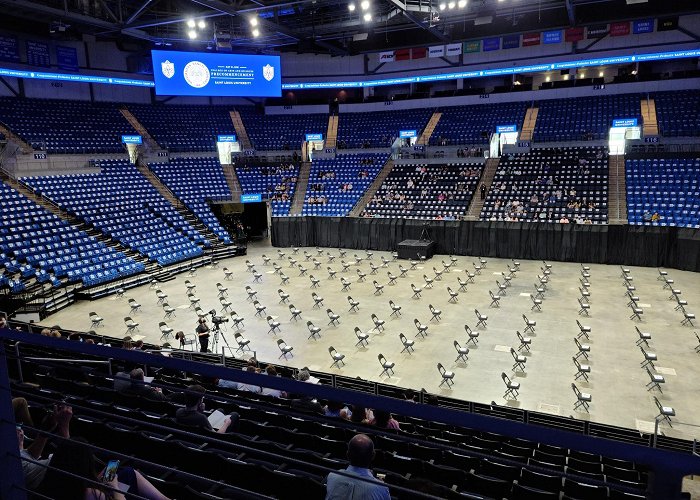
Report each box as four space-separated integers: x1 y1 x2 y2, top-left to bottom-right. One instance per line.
209 309 229 327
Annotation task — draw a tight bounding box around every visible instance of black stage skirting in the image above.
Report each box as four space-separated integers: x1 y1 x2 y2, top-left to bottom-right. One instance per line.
397 239 436 260
271 217 700 272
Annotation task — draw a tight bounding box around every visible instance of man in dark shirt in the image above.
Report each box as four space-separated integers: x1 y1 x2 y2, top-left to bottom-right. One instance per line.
121 368 166 401
196 318 210 353
175 384 237 433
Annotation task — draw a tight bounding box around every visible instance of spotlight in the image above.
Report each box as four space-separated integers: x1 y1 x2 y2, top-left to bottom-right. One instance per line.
458 0 467 7
448 1 455 8
187 30 197 39
579 73 585 79
363 12 372 21
563 74 569 80
598 71 604 77
187 19 196 28
198 20 206 29
250 17 258 26
545 76 551 82
439 3 446 10
361 0 370 10
252 28 260 37
348 3 356 11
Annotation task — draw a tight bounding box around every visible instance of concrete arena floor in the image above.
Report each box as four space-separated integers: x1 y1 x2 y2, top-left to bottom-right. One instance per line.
48 239 700 443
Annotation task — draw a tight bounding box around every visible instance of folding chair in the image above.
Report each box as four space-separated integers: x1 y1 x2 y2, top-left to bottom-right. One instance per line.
327 308 340 326
159 322 173 341
329 346 345 368
303 251 312 261
356 269 367 282
195 307 207 320
278 289 290 304
340 260 352 273
534 283 546 300
398 265 408 278
277 339 294 359
657 268 668 281
253 301 267 317
89 312 104 328
348 295 360 312
458 277 468 292
576 320 591 340
187 293 200 310
531 294 542 311
149 279 158 290
163 303 176 319
267 316 281 334
230 312 245 330
542 261 552 274
433 267 443 281
370 263 379 275
279 273 290 285
307 321 321 340
662 277 674 290
523 314 536 334
378 354 395 376
423 275 434 288
629 302 643 321
654 396 675 426
245 286 257 301
454 341 469 363
414 319 428 338
574 338 590 360
475 309 488 328
371 313 385 332
393 252 399 261
447 287 459 303
288 257 298 268
572 383 591 412
672 293 687 311
581 263 590 272
156 289 168 304
429 304 442 322
399 333 415 354
316 247 324 257
365 250 373 260
309 275 320 288
581 268 591 280
187 267 197 277
501 272 512 287
128 299 141 314
381 256 390 268
340 277 352 291
124 316 139 334
640 346 657 369
438 363 455 387
635 326 651 347
289 304 302 322
262 255 271 266
502 372 520 400
411 284 423 299
327 267 337 280
297 265 308 276
511 348 527 372
516 330 531 352
312 259 321 270
410 260 418 270
465 325 480 345
312 292 324 308
216 283 228 297
387 272 397 285
496 280 507 296
473 262 482 275
479 257 488 268
646 366 665 393
579 277 590 289
578 298 591 316
253 271 262 283
232 332 251 354
573 357 590 381
223 268 234 280
511 259 520 271
293 247 300 254
355 327 370 347
695 332 700 353
389 300 402 318
579 287 590 303
245 260 255 272
489 291 501 308
273 263 282 274
681 312 696 326
465 271 476 284
373 281 384 295
327 252 336 263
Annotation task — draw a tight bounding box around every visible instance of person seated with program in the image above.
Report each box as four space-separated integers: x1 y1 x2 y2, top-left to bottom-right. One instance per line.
175 385 238 433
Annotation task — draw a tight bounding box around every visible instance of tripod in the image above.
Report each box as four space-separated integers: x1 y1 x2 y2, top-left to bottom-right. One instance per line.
420 223 432 241
211 323 234 357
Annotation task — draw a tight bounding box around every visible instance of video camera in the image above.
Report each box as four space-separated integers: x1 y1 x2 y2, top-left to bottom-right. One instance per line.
209 309 229 326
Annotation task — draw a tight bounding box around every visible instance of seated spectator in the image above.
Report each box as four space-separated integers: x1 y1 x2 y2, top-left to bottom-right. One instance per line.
120 368 167 401
651 212 660 221
218 366 262 393
372 410 400 430
175 385 238 433
325 400 351 420
350 405 373 425
261 365 287 398
325 434 390 500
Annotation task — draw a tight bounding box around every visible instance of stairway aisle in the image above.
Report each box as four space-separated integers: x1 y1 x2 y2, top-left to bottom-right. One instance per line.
465 157 500 220
417 111 442 146
608 154 628 224
120 108 161 150
519 106 539 142
289 161 312 215
326 115 339 149
349 158 395 217
229 111 253 150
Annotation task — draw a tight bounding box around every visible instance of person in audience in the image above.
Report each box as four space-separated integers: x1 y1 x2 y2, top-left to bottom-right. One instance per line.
219 366 262 393
195 318 210 353
651 212 660 221
350 405 372 425
175 384 236 433
18 402 72 490
261 365 287 398
372 410 400 430
325 434 390 500
121 368 166 401
0 315 7 329
39 437 169 500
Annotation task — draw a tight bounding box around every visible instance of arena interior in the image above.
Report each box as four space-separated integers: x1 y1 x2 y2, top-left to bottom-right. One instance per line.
1 0 700 498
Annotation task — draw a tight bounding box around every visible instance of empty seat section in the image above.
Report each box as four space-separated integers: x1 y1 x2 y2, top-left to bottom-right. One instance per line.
0 181 142 290
302 153 389 216
481 146 608 223
626 157 700 228
364 162 483 219
654 90 700 137
337 109 432 149
430 102 528 146
128 104 235 152
149 157 232 243
237 108 328 151
22 159 205 265
0 98 133 154
235 163 299 216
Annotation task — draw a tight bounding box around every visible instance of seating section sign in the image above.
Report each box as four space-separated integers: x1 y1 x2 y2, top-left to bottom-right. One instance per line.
121 135 143 144
399 130 417 138
305 133 323 141
151 50 281 97
496 124 518 133
241 193 262 203
217 135 237 142
612 118 638 128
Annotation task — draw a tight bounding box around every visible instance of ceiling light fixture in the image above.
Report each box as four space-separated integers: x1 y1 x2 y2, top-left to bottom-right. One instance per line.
458 0 467 7
187 29 197 39
361 0 370 10
250 17 258 26
252 28 260 37
363 12 372 21
439 2 446 10
448 1 455 8
187 19 196 28
545 76 551 82
198 20 206 29
348 3 356 11
599 71 604 77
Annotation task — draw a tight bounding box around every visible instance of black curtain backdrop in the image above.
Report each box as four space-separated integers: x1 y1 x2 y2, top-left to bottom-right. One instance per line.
271 217 700 272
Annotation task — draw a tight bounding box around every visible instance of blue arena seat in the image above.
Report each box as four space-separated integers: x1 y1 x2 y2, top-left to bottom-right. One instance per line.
237 108 328 151
337 109 432 149
430 102 528 146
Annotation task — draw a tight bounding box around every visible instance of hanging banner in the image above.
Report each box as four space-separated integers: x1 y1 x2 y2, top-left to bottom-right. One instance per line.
0 36 20 63
610 22 630 37
657 16 678 32
565 27 585 42
482 37 500 52
429 45 445 58
395 49 410 61
586 24 608 39
26 41 50 68
411 47 427 60
543 30 563 44
522 33 541 46
56 46 79 71
378 51 395 63
463 40 481 53
502 34 520 49
446 43 462 57
633 19 654 34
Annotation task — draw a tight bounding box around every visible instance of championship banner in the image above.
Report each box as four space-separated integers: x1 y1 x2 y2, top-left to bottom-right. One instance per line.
565 27 585 42
502 34 520 49
411 47 427 60
657 16 678 32
586 24 608 39
610 22 630 37
522 33 541 46
0 36 20 63
26 41 50 68
463 40 481 53
633 19 654 34
56 46 79 71
395 49 410 61
378 51 395 63
428 45 445 58
483 37 500 52
445 43 462 56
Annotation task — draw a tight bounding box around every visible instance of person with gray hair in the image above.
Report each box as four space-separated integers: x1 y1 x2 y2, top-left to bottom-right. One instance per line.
325 434 390 499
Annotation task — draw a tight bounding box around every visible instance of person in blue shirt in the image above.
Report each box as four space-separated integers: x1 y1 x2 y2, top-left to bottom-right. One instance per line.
325 434 390 500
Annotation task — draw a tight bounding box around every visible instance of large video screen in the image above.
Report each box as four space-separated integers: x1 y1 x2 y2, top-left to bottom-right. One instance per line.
151 50 281 97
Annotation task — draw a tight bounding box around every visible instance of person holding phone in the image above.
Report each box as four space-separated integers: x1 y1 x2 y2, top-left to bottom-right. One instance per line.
196 318 210 353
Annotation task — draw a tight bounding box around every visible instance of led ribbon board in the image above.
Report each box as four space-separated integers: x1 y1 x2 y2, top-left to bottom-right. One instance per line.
151 50 281 97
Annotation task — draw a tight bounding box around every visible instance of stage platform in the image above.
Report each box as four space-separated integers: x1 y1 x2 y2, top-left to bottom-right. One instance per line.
397 239 436 260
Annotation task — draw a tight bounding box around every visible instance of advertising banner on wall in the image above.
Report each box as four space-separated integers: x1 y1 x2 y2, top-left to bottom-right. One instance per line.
565 27 585 42
395 49 410 61
657 16 678 31
586 24 608 39
463 40 481 53
610 22 630 37
633 19 654 34
543 30 562 44
483 37 500 52
378 51 395 62
411 47 427 59
522 33 541 46
445 43 462 56
428 46 445 58
502 34 520 49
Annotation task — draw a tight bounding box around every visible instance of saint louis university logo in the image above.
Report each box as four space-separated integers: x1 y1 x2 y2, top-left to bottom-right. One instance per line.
183 61 210 88
161 60 174 79
262 64 275 82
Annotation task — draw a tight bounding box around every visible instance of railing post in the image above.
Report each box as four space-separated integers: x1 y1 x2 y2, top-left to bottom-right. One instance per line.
0 340 28 500
14 342 22 383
